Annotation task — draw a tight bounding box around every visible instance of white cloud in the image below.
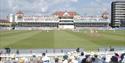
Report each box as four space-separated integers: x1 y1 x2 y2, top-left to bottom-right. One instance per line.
52 0 78 3
1 0 79 13
70 0 78 2
0 0 113 18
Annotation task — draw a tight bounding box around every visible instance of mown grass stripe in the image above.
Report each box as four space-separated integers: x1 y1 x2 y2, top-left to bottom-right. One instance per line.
98 30 125 37
65 30 125 47
0 30 32 37
0 30 125 49
0 31 39 48
8 31 55 48
54 31 101 49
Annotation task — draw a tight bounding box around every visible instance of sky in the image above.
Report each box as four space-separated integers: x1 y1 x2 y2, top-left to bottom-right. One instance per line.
0 0 120 19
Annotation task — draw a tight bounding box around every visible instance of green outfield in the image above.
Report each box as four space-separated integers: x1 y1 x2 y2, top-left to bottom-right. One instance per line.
0 30 125 50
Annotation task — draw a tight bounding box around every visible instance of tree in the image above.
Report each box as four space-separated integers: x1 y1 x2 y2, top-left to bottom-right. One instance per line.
11 22 17 30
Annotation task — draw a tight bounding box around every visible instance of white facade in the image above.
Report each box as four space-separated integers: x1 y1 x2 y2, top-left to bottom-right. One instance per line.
15 16 59 23
9 11 110 23
9 14 14 22
8 11 110 30
74 16 110 23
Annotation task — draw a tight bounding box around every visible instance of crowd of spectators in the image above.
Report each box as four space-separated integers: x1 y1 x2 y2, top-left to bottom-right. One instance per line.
0 49 125 63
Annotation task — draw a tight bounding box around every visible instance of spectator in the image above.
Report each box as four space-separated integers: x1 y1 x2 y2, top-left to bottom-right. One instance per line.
0 52 1 62
0 56 1 61
63 59 68 63
5 48 11 54
115 53 120 62
120 53 125 63
68 56 78 63
81 55 91 63
76 48 80 52
16 50 19 54
58 58 63 63
93 54 103 63
37 56 43 63
68 59 72 63
101 57 107 63
42 53 50 63
63 54 68 63
73 57 78 63
91 57 96 63
55 57 59 63
78 52 85 63
30 55 38 63
109 46 114 51
110 56 118 63
63 55 68 60
121 56 125 63
18 57 25 63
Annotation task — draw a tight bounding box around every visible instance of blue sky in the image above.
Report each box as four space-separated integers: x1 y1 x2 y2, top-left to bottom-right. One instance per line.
0 0 117 19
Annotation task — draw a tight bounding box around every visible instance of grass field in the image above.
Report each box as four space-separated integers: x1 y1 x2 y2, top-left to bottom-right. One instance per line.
0 30 125 50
